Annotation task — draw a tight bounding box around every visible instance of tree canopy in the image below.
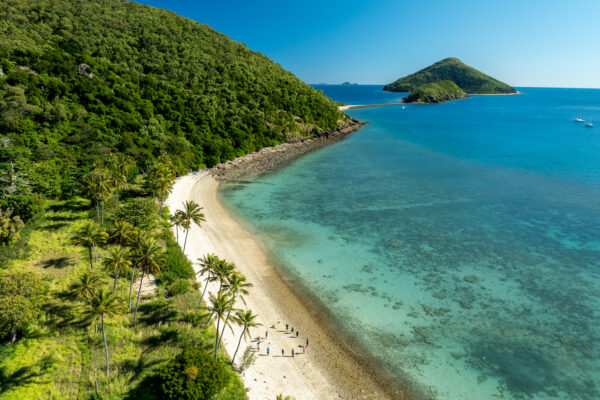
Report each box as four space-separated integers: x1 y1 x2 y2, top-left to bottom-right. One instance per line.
404 80 468 104
0 0 345 189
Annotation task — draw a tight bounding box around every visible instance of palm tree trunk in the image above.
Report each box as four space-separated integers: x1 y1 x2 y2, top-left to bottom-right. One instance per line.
132 269 145 328
11 327 17 343
88 246 93 269
101 198 105 225
101 313 109 376
195 275 211 313
96 201 100 222
181 228 189 262
128 264 137 311
113 246 122 290
218 306 234 350
231 326 246 365
214 316 221 361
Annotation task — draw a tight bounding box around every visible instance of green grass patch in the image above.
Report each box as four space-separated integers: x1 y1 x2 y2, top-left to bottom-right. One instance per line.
0 192 247 399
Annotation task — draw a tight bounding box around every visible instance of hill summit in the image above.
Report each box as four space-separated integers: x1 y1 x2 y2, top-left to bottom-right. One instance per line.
383 58 516 94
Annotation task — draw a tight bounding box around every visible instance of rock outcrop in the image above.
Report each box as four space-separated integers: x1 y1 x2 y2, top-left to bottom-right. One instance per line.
78 63 94 78
210 119 366 181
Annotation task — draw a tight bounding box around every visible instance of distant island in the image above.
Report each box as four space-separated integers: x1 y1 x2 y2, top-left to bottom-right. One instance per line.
404 80 468 104
341 82 359 85
384 57 516 103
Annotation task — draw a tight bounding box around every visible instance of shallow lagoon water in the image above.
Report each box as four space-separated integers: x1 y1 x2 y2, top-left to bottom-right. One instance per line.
221 86 600 399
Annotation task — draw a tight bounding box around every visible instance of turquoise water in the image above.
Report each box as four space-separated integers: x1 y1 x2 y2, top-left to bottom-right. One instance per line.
221 86 600 399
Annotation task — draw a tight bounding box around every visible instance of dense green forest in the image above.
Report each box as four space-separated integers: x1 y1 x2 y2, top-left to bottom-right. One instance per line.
0 0 346 195
404 80 468 104
383 57 516 94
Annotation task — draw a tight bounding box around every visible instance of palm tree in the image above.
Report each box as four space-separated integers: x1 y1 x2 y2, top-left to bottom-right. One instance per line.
179 200 205 261
86 168 113 224
208 290 235 361
169 211 185 257
106 153 134 208
213 259 235 293
82 289 126 376
156 175 174 215
145 156 175 210
126 229 149 311
103 247 132 290
218 271 252 350
72 222 108 269
69 271 102 300
202 258 235 324
108 221 133 290
84 176 102 222
231 310 260 366
195 254 219 313
132 238 162 328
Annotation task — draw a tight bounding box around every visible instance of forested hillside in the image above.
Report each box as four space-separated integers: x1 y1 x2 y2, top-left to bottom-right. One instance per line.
383 57 516 94
0 0 345 185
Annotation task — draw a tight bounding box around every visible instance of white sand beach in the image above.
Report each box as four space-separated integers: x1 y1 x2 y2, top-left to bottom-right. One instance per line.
166 171 394 400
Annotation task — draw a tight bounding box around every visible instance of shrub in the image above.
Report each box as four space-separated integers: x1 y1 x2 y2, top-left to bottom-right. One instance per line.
168 279 191 296
114 198 158 230
0 271 45 342
182 312 204 326
157 246 195 286
156 347 230 400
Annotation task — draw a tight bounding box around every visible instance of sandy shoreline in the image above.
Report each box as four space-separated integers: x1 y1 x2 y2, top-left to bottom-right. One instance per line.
338 102 404 110
167 172 401 399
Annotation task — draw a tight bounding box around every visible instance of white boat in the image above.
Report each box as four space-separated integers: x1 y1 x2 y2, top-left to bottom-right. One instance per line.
574 117 584 122
585 121 593 127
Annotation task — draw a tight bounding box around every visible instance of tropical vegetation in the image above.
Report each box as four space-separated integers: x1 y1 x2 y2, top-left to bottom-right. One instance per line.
0 0 320 397
383 57 516 94
404 80 468 104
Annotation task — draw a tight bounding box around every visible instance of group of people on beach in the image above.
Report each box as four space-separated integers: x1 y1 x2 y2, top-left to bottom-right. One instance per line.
254 322 308 358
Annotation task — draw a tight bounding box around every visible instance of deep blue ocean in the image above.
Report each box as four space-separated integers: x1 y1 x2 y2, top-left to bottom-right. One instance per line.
221 85 600 399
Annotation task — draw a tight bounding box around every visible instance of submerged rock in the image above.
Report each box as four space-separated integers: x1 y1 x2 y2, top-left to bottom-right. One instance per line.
433 291 447 299
463 275 480 284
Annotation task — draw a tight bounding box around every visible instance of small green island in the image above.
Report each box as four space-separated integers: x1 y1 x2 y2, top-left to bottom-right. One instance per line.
384 57 516 104
404 80 468 104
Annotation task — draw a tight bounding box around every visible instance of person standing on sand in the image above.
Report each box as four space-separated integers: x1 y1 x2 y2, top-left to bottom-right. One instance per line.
306 338 309 346
303 346 306 354
265 330 268 338
296 331 299 338
291 327 294 333
286 323 288 332
281 349 284 357
267 347 270 356
292 349 295 357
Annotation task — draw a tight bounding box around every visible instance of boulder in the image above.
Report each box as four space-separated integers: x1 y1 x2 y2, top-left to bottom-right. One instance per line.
78 63 94 78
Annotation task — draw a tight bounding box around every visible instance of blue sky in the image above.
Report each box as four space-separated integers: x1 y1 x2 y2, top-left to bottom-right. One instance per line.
137 0 600 88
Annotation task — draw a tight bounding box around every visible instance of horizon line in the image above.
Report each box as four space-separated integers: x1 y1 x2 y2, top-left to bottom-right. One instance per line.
311 84 600 89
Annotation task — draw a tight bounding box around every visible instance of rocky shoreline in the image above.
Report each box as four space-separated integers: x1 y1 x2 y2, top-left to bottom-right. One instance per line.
209 119 367 181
